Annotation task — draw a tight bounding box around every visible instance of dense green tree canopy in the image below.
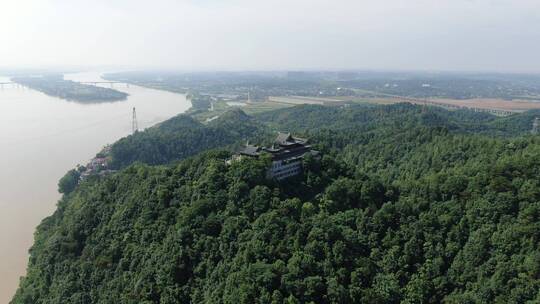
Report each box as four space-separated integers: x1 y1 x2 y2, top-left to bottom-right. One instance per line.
12 104 540 303
108 109 267 169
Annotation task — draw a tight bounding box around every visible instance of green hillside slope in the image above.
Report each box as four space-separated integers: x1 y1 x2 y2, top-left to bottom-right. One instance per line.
109 109 267 169
12 104 540 303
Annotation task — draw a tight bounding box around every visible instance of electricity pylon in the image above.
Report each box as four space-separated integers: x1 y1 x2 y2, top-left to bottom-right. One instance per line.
132 107 138 133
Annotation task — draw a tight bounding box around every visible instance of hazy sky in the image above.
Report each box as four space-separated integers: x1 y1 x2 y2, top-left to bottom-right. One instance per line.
1 0 540 72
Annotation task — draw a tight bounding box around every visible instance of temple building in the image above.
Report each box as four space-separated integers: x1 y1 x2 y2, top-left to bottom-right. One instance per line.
233 132 319 180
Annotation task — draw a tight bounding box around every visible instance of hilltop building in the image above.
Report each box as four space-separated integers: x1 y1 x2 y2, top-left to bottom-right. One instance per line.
233 132 319 180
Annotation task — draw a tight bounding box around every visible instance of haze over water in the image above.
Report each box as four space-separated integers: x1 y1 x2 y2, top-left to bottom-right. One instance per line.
0 72 190 302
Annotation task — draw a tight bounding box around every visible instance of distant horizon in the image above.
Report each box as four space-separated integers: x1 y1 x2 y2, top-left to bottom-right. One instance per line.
3 66 540 76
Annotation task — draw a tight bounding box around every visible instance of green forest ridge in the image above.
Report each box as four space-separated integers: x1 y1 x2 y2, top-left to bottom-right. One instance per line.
12 103 540 303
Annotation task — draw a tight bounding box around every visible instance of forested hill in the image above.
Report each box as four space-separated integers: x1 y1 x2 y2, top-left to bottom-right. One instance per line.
108 109 268 169
12 104 540 303
255 103 540 136
110 103 538 170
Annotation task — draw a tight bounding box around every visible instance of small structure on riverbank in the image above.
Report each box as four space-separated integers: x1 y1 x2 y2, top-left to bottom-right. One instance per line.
80 146 117 180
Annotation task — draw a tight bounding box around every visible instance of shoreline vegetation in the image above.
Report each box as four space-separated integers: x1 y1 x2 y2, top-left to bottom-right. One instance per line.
12 75 128 103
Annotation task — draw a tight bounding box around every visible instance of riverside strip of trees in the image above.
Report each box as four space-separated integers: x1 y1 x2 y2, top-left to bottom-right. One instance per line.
12 76 128 103
12 103 540 303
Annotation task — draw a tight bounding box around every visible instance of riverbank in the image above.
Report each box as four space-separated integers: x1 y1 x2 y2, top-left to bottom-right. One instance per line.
0 71 191 303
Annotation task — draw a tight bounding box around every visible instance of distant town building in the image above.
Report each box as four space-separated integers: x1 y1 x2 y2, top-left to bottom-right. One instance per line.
233 132 319 180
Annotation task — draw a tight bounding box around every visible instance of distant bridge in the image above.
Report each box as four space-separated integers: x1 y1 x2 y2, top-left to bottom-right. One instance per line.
75 81 130 88
0 82 20 88
77 81 123 84
1 81 131 89
390 95 520 116
351 89 520 116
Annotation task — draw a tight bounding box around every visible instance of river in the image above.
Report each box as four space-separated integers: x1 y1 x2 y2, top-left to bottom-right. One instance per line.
0 71 191 302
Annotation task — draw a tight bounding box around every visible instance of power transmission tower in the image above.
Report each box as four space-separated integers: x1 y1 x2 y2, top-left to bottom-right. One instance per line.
532 117 539 135
132 107 138 133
